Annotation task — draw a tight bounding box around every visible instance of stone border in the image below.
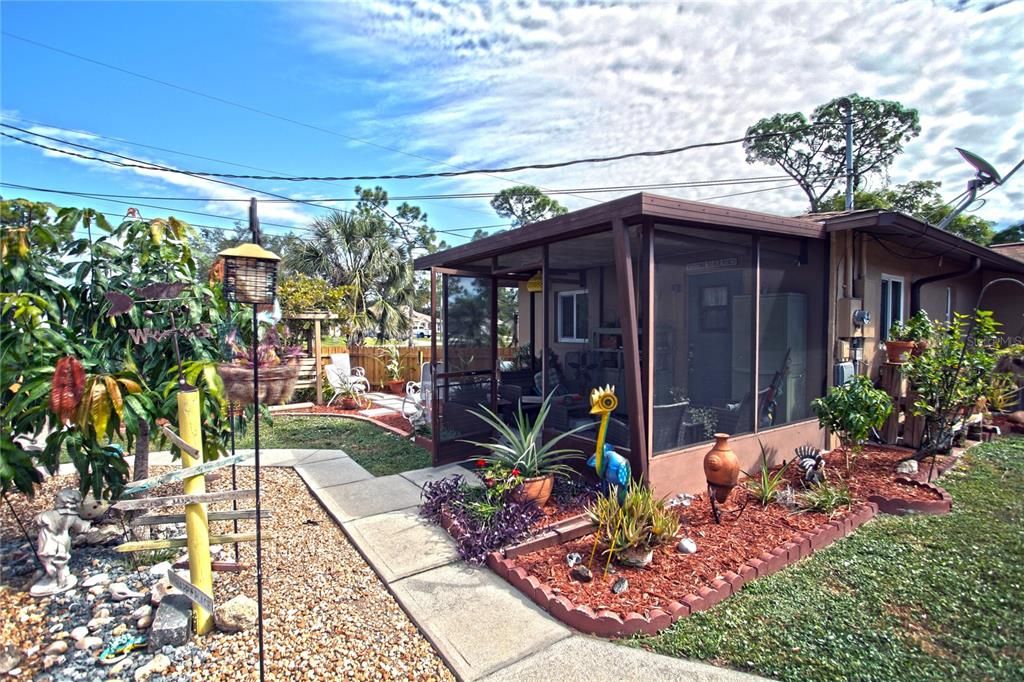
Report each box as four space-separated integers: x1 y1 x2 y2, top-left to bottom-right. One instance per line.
868 477 952 515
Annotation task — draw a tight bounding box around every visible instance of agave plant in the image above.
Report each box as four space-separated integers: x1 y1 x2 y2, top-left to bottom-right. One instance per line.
462 393 585 478
586 480 680 558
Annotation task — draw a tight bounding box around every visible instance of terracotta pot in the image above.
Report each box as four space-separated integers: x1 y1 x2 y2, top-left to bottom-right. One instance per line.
912 340 928 357
387 380 406 396
884 340 917 364
512 474 554 507
703 433 739 501
617 547 654 568
340 397 361 410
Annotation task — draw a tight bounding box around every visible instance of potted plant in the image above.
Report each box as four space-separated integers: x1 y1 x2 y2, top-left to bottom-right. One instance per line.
336 383 366 410
380 346 406 395
885 310 932 363
217 327 303 405
461 392 585 506
586 480 680 568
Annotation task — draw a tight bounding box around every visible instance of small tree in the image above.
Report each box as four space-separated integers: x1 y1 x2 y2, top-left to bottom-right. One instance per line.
902 311 1000 472
811 375 893 472
490 185 567 228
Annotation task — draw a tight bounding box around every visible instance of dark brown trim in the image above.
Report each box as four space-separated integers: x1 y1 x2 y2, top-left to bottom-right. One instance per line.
612 218 648 480
640 218 655 464
752 235 761 433
490 275 499 412
430 267 439 465
541 244 550 397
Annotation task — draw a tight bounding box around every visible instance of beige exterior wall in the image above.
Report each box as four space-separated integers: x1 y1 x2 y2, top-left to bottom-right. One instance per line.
983 271 1024 343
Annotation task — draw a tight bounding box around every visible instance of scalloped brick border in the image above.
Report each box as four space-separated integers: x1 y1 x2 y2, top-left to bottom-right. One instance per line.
868 477 952 515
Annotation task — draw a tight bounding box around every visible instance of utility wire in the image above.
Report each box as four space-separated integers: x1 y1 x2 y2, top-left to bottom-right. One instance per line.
1 121 833 182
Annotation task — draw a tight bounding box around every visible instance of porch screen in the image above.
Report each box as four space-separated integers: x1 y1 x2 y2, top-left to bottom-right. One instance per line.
652 227 755 454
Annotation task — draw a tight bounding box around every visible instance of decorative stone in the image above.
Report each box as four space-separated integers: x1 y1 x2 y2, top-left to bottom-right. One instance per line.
134 653 170 682
148 561 171 577
611 576 629 594
111 623 128 636
30 489 90 597
75 523 122 546
149 594 192 650
82 572 110 587
78 492 110 520
74 636 103 651
42 654 64 670
69 626 89 641
896 459 919 475
617 547 653 568
109 582 145 601
570 565 593 583
150 577 178 605
86 616 112 631
214 595 258 633
93 607 111 618
565 552 582 567
0 645 22 674
110 658 131 675
136 614 153 630
131 604 153 620
43 640 68 656
677 538 698 554
89 585 106 596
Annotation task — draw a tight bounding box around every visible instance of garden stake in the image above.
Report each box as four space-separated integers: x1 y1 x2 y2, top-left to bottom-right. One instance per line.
179 386 215 635
2 491 42 570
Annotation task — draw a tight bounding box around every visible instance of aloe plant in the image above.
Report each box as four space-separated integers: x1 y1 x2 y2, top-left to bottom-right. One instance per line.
462 392 585 478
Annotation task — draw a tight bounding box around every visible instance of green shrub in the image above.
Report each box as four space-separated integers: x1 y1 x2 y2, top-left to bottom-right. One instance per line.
811 375 892 471
797 480 852 516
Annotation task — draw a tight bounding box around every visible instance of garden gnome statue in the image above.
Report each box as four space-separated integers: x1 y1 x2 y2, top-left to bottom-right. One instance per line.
30 488 91 597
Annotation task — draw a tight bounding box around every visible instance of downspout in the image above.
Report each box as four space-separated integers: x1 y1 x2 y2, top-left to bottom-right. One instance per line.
910 256 981 315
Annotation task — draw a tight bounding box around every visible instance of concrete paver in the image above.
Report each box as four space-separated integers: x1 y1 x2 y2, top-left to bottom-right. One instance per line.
401 462 479 489
480 635 771 682
296 449 352 465
318 474 422 522
342 508 460 583
294 456 373 490
390 562 571 681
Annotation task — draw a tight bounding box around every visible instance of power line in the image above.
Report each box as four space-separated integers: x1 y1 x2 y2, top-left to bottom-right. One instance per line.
2 121 832 183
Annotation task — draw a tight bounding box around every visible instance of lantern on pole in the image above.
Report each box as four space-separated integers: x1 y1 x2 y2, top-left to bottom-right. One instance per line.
216 199 277 682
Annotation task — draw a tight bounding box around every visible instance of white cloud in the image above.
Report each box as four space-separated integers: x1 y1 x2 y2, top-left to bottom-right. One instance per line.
288 0 1024 226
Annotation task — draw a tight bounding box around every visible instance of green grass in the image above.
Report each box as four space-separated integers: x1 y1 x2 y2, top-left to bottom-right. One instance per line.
236 415 431 477
629 437 1024 681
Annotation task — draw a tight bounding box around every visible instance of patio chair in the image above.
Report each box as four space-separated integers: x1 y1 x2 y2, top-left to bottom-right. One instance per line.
652 400 690 452
401 362 443 428
325 352 370 406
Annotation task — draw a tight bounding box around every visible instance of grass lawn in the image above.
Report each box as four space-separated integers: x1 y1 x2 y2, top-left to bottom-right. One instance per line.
629 437 1024 681
235 415 431 477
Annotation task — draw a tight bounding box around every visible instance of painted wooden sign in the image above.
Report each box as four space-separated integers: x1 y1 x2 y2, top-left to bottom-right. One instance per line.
115 531 257 553
131 508 270 526
113 489 255 511
121 452 253 495
168 569 215 614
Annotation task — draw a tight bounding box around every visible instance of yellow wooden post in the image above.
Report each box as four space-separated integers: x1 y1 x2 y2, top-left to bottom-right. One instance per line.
314 318 323 406
178 387 214 634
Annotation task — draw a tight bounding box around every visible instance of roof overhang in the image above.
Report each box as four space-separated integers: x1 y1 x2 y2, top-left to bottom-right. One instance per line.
823 210 1024 275
415 192 826 270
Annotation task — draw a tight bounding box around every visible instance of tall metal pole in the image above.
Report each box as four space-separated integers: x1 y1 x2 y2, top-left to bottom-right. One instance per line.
842 98 854 211
249 197 267 682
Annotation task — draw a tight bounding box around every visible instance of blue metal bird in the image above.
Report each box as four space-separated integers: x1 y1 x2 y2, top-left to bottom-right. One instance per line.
588 443 631 504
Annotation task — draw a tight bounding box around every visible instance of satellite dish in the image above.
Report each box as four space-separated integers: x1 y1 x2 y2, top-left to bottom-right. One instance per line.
956 148 1002 186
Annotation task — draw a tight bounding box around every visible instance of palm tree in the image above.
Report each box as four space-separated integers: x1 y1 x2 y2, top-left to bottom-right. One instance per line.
285 210 414 343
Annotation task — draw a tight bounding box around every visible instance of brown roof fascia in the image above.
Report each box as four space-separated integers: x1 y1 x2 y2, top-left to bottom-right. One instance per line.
415 192 826 270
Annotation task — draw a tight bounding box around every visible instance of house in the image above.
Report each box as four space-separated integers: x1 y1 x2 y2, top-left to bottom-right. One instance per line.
413 193 1024 495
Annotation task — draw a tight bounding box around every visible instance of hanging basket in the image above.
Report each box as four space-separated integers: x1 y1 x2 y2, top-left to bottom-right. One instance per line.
217 362 300 406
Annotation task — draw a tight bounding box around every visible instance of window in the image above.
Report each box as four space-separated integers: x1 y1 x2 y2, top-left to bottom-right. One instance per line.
880 275 904 340
557 290 588 342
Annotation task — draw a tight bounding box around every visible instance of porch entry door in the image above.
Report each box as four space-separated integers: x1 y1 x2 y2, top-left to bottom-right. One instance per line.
432 271 498 465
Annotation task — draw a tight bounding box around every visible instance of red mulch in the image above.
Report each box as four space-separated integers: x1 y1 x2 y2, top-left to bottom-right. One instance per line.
533 499 589 530
990 413 1024 435
514 443 947 615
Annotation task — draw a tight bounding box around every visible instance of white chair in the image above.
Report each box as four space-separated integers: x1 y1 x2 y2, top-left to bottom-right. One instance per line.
326 352 370 406
402 362 443 428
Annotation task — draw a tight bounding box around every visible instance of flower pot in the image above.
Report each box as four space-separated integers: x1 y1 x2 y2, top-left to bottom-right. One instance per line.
512 474 554 507
912 340 928 357
703 433 739 502
340 397 361 410
617 547 654 568
217 363 300 405
884 340 916 364
386 380 406 396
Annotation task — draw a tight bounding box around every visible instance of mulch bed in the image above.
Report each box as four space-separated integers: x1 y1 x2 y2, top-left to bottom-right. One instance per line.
509 444 948 620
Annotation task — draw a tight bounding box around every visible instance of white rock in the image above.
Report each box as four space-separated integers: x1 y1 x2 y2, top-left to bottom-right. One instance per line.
110 657 131 675
134 653 170 682
111 623 128 636
43 641 68 656
131 604 153 620
88 585 105 596
74 636 103 651
93 607 111 618
109 582 145 601
81 573 110 587
214 595 258 633
677 538 698 554
136 614 153 630
42 655 64 670
69 626 89 641
896 459 919 475
87 616 112 632
148 561 171 577
150 577 178 605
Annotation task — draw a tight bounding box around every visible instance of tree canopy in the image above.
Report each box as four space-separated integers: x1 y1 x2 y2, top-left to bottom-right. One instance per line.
820 180 995 244
490 185 567 228
991 222 1024 245
744 94 921 212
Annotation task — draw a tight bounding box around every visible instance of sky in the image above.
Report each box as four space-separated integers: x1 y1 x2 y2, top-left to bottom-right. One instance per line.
1 0 1022 248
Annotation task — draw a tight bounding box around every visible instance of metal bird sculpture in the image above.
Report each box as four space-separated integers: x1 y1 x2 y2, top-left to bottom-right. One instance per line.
587 385 631 503
794 444 825 485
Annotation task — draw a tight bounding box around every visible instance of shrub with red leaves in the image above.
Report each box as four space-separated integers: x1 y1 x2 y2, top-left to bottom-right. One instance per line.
50 356 85 425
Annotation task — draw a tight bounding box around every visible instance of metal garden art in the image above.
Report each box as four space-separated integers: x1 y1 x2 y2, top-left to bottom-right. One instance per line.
587 385 631 504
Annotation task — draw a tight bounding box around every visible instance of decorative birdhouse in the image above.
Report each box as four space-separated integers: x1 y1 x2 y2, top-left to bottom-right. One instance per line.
218 243 281 305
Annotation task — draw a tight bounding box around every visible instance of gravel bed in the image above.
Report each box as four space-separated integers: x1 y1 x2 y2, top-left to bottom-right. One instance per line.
1 466 453 681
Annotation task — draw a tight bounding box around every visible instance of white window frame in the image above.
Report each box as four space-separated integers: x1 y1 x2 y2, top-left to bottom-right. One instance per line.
557 290 588 343
880 274 905 340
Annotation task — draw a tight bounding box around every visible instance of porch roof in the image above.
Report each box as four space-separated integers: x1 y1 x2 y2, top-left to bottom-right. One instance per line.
414 192 826 270
816 209 1024 275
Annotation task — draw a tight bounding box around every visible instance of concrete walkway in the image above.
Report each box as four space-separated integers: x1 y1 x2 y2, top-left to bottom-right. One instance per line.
85 448 766 681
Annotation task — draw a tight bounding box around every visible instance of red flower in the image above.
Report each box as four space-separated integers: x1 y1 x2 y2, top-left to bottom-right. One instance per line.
511 468 521 477
475 458 487 469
